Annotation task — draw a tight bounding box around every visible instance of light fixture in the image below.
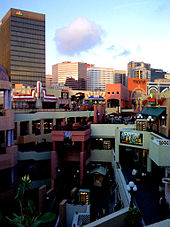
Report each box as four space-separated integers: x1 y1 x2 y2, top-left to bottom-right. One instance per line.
127 181 138 208
147 115 154 122
137 114 143 119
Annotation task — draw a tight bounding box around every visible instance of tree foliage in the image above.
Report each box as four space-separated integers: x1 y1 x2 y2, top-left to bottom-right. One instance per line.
6 175 56 227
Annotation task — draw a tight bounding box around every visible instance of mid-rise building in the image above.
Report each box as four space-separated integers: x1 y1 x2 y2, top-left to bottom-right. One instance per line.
0 8 45 87
52 62 87 90
45 74 53 88
114 70 126 86
127 61 151 81
87 67 114 91
151 68 166 82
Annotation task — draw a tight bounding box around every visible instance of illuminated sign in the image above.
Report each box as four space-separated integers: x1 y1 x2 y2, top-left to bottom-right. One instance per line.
88 95 104 99
64 132 72 142
120 131 143 146
147 97 156 105
16 11 23 16
79 189 90 205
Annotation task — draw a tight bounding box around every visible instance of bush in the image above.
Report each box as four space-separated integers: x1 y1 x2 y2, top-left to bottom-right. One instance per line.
125 207 142 227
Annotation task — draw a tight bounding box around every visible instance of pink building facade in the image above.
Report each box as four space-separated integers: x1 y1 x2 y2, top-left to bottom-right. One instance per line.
105 84 131 110
0 65 18 200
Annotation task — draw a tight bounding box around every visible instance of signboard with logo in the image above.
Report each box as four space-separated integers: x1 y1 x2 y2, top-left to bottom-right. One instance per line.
120 131 143 146
147 97 156 105
61 90 69 99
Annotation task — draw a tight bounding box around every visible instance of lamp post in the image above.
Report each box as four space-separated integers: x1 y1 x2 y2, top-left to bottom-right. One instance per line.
127 181 137 208
137 114 143 119
147 115 154 131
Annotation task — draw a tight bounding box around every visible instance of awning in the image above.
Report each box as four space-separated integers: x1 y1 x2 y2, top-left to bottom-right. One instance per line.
140 107 166 117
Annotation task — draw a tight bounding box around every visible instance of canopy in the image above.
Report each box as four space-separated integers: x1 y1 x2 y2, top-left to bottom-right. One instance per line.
140 107 166 117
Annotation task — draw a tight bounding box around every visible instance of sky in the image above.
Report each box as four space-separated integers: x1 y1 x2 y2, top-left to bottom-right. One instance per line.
1 0 170 74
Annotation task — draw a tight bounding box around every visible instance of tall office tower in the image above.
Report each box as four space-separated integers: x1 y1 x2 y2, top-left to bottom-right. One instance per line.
127 61 151 81
0 8 45 87
52 62 87 90
87 67 114 91
114 70 126 86
151 68 166 82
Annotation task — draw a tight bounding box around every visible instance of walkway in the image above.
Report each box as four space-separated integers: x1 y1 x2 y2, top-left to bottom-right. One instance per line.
122 168 170 225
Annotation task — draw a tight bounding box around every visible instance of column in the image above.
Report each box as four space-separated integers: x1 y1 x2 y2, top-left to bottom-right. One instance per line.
53 141 56 151
4 90 8 109
11 168 15 184
6 130 11 146
53 118 56 128
28 121 32 135
147 155 152 172
80 141 85 184
17 122 20 140
11 129 14 145
115 128 120 163
8 90 11 109
93 104 97 123
40 120 44 136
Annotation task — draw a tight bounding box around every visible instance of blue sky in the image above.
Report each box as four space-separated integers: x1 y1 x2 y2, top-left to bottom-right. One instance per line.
1 0 170 74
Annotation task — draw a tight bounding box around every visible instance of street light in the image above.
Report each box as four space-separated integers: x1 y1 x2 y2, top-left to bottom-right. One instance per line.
147 115 154 131
137 114 143 119
127 181 137 208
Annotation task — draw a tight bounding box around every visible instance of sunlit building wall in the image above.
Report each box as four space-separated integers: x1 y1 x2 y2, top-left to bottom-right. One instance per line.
127 61 151 81
52 62 87 90
87 67 114 91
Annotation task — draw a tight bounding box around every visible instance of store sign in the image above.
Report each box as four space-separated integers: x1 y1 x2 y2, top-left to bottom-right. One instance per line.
120 132 143 146
64 132 72 141
147 97 156 105
16 11 23 16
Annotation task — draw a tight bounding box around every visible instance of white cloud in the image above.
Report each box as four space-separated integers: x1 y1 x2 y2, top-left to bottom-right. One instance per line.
55 17 104 56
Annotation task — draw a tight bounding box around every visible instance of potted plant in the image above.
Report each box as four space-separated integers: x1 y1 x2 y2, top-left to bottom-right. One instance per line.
125 207 142 227
6 175 56 227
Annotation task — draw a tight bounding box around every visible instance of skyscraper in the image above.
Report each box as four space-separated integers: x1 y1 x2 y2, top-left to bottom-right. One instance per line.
0 8 45 87
127 61 151 81
52 62 87 90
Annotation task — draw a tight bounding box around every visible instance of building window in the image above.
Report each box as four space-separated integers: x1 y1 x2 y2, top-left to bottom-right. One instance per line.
117 91 119 94
112 92 114 94
108 92 110 94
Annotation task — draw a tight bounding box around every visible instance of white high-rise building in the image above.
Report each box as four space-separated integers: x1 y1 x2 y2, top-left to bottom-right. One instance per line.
87 67 114 91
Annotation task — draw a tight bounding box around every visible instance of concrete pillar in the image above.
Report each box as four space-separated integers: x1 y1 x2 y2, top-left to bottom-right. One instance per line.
115 128 120 163
53 118 56 127
147 155 152 172
53 141 56 151
93 104 97 123
65 118 67 124
6 130 11 146
80 141 85 184
28 121 32 135
40 119 44 135
98 104 102 123
8 90 11 109
11 129 13 145
51 150 57 188
17 122 20 139
11 167 15 184
74 117 77 123
4 90 8 109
